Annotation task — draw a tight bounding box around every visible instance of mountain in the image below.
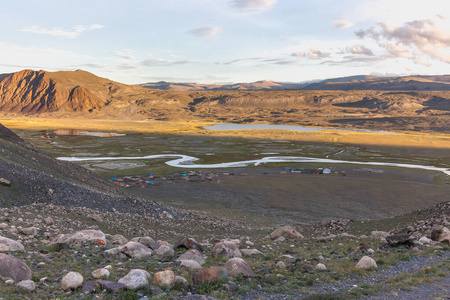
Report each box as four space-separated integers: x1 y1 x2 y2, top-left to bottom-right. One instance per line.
139 80 313 91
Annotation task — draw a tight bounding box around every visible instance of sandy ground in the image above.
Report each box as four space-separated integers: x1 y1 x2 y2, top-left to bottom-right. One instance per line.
1 117 450 149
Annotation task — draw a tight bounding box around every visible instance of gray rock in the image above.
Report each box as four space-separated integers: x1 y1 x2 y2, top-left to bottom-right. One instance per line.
118 269 151 290
82 281 96 293
0 178 11 186
356 256 377 269
16 280 35 292
153 270 176 288
225 257 254 277
51 230 106 248
178 249 205 265
97 280 127 292
0 253 31 282
0 236 25 252
176 259 202 270
61 271 83 290
120 241 152 258
155 245 175 258
130 237 159 250
212 241 241 259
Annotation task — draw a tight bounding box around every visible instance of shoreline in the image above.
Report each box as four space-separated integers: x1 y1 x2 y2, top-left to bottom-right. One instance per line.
1 117 450 150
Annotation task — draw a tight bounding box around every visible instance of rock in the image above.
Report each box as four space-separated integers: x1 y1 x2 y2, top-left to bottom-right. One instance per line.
431 227 450 244
315 263 327 271
91 215 103 223
175 276 188 288
61 271 83 290
51 230 106 248
0 236 25 252
193 267 228 284
104 247 121 255
110 234 128 246
92 268 110 279
97 280 127 292
386 234 414 247
160 211 173 219
120 241 153 259
211 241 241 259
118 269 151 290
241 249 263 256
5 279 14 285
155 245 175 258
367 248 375 255
276 261 286 269
178 249 205 265
82 281 96 293
356 256 377 269
153 270 176 289
174 237 204 252
270 226 304 240
225 258 254 277
130 237 159 250
370 231 389 240
16 280 36 292
177 259 202 270
44 217 54 226
19 227 38 236
0 223 9 230
0 253 31 281
156 240 174 249
419 236 432 244
0 178 11 186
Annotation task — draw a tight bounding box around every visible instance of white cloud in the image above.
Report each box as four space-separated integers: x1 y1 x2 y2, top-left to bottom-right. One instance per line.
188 26 221 38
21 24 104 38
292 49 331 60
230 0 277 12
333 19 354 29
142 58 199 67
111 50 136 61
356 19 450 64
348 45 373 56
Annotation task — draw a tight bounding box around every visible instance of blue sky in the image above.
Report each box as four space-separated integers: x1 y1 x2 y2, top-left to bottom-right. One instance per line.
1 0 449 84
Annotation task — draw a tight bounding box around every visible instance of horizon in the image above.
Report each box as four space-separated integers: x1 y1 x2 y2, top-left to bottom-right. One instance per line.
1 0 450 84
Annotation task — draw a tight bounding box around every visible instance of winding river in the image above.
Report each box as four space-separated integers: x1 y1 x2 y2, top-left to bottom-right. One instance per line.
57 154 450 176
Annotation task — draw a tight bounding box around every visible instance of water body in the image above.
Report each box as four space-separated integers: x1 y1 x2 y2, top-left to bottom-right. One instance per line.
204 123 392 133
58 154 450 176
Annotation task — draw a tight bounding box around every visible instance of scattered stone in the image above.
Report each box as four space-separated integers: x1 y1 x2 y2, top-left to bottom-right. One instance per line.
430 227 450 244
270 226 304 240
19 227 38 236
97 280 127 292
241 249 263 256
175 275 188 288
5 279 14 286
367 248 375 255
276 261 286 269
104 247 121 255
0 223 9 230
44 217 54 226
91 215 103 223
153 270 176 289
174 237 204 252
110 234 128 246
62 271 84 290
370 231 389 240
178 249 205 265
386 234 414 247
92 268 110 279
120 241 153 259
194 267 228 284
118 269 151 290
356 256 377 269
155 245 175 258
82 281 96 293
160 211 173 219
0 253 31 282
0 236 25 252
130 237 159 250
212 241 241 259
315 263 327 271
16 280 36 293
51 230 106 248
419 236 432 244
0 178 11 186
177 259 202 270
225 257 254 277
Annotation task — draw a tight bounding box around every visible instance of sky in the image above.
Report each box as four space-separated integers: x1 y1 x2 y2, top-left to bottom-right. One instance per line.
1 0 450 84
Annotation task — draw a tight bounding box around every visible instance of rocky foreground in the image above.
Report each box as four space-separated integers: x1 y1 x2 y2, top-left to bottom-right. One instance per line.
0 202 449 300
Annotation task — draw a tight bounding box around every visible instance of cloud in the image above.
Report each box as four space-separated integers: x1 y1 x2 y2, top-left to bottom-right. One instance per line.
321 55 383 67
333 19 354 29
348 45 374 56
111 50 136 61
292 49 331 60
21 24 104 38
142 59 199 67
188 26 221 38
230 0 277 12
262 58 297 65
223 57 263 65
356 19 450 64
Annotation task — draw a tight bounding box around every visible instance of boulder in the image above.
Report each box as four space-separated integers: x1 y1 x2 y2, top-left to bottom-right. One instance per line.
175 276 188 288
0 253 31 282
177 259 202 270
120 241 152 259
153 270 176 289
110 234 128 246
97 280 127 292
118 269 151 290
431 227 450 244
19 227 38 236
92 268 110 279
315 263 327 271
51 230 106 248
419 236 432 244
241 249 263 256
178 249 205 265
193 267 228 284
174 237 204 252
276 261 286 269
155 245 175 258
0 178 11 186
16 280 36 293
386 234 414 247
61 271 83 290
0 236 25 252
270 226 304 240
82 281 96 293
104 247 121 255
130 236 159 250
370 231 389 240
212 241 241 259
44 217 54 226
356 256 377 269
225 257 254 277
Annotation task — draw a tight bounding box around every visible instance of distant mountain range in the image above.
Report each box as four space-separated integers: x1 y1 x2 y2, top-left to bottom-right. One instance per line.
139 75 450 91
